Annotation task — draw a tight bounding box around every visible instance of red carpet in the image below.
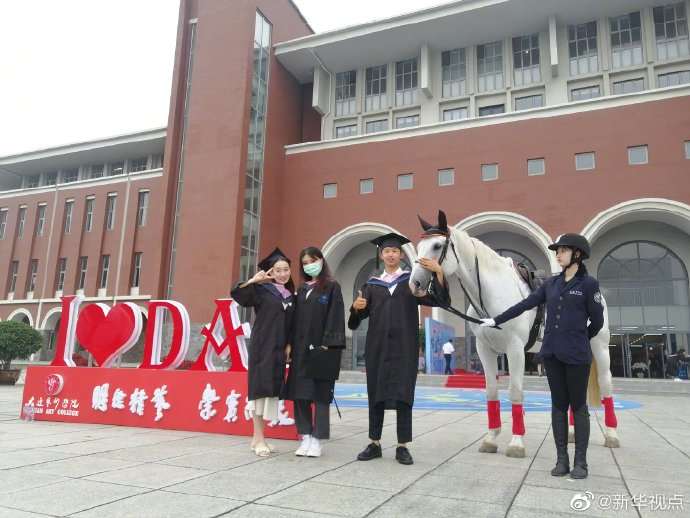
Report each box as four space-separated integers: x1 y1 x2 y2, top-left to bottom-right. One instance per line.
445 370 486 389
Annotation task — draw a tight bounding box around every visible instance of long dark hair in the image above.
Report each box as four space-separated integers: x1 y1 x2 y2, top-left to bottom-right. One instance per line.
299 246 332 290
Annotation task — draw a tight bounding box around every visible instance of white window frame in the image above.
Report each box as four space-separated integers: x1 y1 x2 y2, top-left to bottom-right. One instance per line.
27 259 39 292
8 260 19 293
85 197 95 232
568 21 599 76
131 252 143 288
323 183 337 199
395 114 420 129
0 209 7 240
514 94 544 111
17 206 26 238
657 69 690 87
438 168 455 186
335 70 357 116
36 204 47 236
395 58 419 106
628 145 649 165
365 119 389 134
610 12 644 68
570 85 601 101
55 257 67 292
78 256 88 290
360 178 374 195
527 158 546 176
442 49 466 98
136 191 150 227
99 255 110 290
575 152 596 171
481 163 499 181
477 41 504 92
612 78 645 95
654 2 690 61
365 65 387 112
397 173 414 191
442 107 468 121
512 34 541 86
64 200 74 234
334 124 357 139
105 194 117 230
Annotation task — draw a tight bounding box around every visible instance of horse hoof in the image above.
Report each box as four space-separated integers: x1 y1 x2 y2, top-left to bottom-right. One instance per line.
505 445 526 458
479 442 498 453
604 436 620 448
568 431 575 443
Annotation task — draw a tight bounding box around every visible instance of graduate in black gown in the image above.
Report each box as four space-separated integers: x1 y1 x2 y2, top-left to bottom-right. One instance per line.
349 233 449 465
284 246 345 458
231 248 295 457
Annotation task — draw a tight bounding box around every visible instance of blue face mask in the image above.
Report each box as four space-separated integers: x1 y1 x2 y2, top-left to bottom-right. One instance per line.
303 260 323 278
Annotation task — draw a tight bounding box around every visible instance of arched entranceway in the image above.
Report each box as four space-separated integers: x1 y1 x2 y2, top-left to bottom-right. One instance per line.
323 222 417 370
585 199 690 380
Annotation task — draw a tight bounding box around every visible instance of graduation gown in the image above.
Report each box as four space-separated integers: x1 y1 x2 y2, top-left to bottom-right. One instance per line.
231 282 294 401
285 280 345 404
348 271 449 408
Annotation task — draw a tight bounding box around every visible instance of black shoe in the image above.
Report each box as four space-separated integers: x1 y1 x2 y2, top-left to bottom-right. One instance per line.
571 405 590 479
357 443 382 461
550 409 570 477
395 446 414 465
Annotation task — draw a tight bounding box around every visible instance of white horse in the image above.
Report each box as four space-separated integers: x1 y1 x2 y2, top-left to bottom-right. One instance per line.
409 211 620 458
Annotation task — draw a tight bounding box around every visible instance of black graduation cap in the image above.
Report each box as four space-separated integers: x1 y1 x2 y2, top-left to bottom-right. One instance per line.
257 247 290 272
371 233 410 269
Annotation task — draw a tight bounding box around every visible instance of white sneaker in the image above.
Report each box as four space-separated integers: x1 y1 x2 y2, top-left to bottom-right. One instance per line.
295 434 312 456
306 437 322 457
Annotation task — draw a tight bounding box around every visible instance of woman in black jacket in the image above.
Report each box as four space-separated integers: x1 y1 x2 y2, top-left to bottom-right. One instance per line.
284 246 345 458
231 248 295 457
480 234 604 479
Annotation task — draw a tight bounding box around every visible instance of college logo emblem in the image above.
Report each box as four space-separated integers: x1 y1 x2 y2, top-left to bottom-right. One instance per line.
45 374 64 396
593 291 602 304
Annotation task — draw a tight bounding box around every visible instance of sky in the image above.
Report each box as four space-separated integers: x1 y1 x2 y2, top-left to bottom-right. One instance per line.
0 0 455 157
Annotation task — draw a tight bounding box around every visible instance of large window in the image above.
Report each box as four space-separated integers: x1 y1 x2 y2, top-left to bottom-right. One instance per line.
84 198 94 232
55 258 67 292
610 12 643 68
568 21 599 75
442 49 466 97
64 201 73 234
477 41 503 92
365 65 387 112
136 191 149 227
99 255 110 290
36 205 46 236
395 58 418 106
654 2 689 60
105 194 117 230
0 209 6 240
8 261 19 294
513 34 540 86
78 256 88 291
17 207 26 237
27 259 38 293
335 70 356 116
240 12 272 294
131 252 143 288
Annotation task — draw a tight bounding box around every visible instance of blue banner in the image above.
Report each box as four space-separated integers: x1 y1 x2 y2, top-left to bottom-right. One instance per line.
424 317 455 374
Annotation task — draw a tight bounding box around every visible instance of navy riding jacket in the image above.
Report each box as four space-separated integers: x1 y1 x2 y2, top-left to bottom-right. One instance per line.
493 265 604 365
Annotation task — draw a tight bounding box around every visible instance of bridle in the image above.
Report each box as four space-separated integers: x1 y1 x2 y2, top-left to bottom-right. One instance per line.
421 232 500 328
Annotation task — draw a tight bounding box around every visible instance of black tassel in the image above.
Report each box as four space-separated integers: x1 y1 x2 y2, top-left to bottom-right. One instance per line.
375 245 380 270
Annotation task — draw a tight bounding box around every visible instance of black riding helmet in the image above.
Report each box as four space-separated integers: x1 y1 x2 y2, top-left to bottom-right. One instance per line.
548 233 591 260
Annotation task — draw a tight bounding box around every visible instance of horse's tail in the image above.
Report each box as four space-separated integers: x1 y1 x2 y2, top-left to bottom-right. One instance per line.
588 355 601 407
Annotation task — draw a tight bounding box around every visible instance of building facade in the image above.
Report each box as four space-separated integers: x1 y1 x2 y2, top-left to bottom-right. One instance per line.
1 0 689 379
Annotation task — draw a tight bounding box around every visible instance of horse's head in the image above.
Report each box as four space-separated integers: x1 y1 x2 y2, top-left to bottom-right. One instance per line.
409 210 458 297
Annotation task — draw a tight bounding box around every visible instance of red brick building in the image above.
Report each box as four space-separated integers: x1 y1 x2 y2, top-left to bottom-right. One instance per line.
2 0 690 378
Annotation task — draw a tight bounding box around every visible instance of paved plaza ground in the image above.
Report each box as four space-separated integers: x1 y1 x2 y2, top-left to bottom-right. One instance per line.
1 381 689 518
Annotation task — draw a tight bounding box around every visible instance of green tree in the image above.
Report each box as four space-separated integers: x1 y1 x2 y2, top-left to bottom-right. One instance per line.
0 321 43 370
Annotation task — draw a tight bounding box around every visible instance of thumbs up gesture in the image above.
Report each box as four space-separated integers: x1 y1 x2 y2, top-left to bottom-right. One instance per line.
352 290 367 311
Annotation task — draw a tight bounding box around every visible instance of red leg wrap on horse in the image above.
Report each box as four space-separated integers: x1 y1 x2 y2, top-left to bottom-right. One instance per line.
487 400 501 429
602 397 618 428
512 404 525 435
569 406 574 426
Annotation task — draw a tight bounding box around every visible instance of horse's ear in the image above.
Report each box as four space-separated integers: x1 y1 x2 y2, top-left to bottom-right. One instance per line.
438 210 448 231
418 214 432 231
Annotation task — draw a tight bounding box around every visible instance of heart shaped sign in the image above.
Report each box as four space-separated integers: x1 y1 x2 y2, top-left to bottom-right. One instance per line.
76 303 143 368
